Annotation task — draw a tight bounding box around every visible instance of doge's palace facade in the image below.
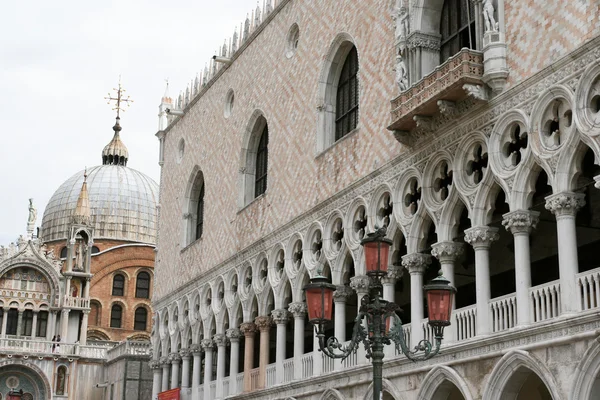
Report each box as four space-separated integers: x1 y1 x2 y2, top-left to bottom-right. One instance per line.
151 0 600 399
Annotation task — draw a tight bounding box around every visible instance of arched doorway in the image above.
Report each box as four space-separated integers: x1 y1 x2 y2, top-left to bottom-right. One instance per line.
500 366 553 400
0 363 51 399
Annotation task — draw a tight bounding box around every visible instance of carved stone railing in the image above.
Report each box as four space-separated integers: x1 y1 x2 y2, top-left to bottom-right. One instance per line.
106 340 151 361
300 353 313 379
283 358 294 383
453 304 477 342
577 267 600 311
266 363 276 387
63 296 90 309
490 293 517 333
530 280 561 323
388 49 485 142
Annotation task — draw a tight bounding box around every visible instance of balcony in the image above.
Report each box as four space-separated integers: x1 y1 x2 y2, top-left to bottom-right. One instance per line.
388 49 486 145
63 296 90 309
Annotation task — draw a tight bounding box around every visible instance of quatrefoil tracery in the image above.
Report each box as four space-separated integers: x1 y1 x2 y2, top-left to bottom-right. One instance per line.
541 99 572 150
353 207 368 240
377 193 393 228
503 124 528 167
433 162 453 202
466 144 488 185
403 178 422 216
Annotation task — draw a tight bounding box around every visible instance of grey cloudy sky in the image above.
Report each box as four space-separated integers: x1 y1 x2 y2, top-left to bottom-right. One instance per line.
0 0 252 244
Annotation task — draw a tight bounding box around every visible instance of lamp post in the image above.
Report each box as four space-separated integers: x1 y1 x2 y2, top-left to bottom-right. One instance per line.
304 227 456 400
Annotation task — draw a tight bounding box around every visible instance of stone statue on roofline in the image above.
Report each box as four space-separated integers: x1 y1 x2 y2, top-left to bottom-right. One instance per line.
483 0 498 32
393 0 410 47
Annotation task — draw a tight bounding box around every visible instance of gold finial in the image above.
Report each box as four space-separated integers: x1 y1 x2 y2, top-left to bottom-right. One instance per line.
105 76 133 119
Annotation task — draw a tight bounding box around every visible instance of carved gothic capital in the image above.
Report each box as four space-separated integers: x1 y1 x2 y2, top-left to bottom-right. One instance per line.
240 322 257 336
179 348 192 359
464 226 499 249
401 253 431 274
168 352 181 364
255 316 272 331
226 328 242 342
271 309 290 325
213 333 227 347
350 275 371 294
149 360 161 370
406 31 441 51
431 242 464 263
190 343 202 355
333 285 354 302
502 210 540 234
287 302 307 318
387 263 404 280
200 339 214 350
545 192 585 217
159 356 169 366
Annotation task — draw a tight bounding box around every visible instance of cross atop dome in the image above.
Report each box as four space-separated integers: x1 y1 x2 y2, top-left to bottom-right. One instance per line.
102 78 132 166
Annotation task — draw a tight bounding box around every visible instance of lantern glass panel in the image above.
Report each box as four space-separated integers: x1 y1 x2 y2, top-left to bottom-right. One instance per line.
427 289 454 323
306 286 334 322
364 241 390 274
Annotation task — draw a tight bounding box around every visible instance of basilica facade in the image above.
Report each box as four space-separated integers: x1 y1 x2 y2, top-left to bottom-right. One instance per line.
151 0 600 399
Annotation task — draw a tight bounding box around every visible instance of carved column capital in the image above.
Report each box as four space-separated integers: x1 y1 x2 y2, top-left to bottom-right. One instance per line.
401 253 431 274
149 359 161 370
431 241 465 263
386 263 404 280
350 275 371 295
464 226 499 249
200 339 214 350
240 322 257 336
190 343 202 355
271 309 290 325
213 333 227 347
179 348 192 359
254 316 272 331
502 210 540 234
159 356 169 366
287 302 307 318
333 285 354 302
226 328 242 342
545 192 586 217
168 352 181 364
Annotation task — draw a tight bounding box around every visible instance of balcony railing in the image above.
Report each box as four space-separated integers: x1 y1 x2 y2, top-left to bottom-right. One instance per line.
490 293 517 333
283 358 294 383
300 353 313 379
388 48 485 134
266 364 276 387
454 304 477 341
578 267 600 310
530 280 561 322
63 296 90 309
106 340 151 361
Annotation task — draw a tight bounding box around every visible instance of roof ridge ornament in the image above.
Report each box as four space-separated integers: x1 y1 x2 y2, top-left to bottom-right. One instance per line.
103 77 132 166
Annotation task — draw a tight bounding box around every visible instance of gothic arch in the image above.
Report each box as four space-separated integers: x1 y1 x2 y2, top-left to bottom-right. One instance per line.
183 165 205 246
319 388 345 400
362 378 405 400
571 339 600 400
0 360 51 399
0 260 61 307
239 109 270 207
417 365 474 400
482 350 562 400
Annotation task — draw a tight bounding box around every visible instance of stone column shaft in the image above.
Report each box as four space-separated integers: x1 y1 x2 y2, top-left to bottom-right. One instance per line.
214 334 227 398
80 311 89 344
272 309 289 384
402 254 432 346
350 275 371 365
169 353 181 389
202 339 214 399
180 350 191 388
255 316 271 389
60 309 70 340
332 286 352 370
288 302 306 380
31 311 38 338
227 329 242 395
150 361 162 400
1 308 8 337
191 345 202 400
160 357 170 392
240 322 257 392
16 310 24 337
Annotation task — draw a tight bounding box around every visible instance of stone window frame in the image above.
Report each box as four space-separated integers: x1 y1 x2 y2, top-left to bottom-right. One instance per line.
238 111 270 208
183 167 206 247
110 303 123 328
135 271 151 299
133 305 148 331
112 273 125 297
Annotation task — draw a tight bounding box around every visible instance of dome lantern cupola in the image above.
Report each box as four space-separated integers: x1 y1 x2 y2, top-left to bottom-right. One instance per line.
102 117 129 166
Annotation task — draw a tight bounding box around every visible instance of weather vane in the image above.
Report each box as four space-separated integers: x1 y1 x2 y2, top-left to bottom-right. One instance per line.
105 76 133 118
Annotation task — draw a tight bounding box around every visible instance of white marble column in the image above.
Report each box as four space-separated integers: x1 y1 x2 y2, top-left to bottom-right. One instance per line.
431 241 464 343
402 253 432 346
226 328 242 395
240 322 257 392
546 192 585 314
288 302 306 380
16 310 24 337
160 356 170 392
80 310 89 344
46 310 57 341
169 352 181 389
202 339 214 399
31 311 38 339
503 210 539 326
350 275 371 364
191 344 202 400
180 349 192 389
271 309 289 384
214 333 227 398
465 226 499 336
332 286 353 371
60 309 70 340
150 360 162 400
382 264 402 359
1 307 8 337
255 316 272 390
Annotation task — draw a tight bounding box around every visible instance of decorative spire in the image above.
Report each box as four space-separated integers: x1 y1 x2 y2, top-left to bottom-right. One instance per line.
73 170 91 225
103 79 132 166
161 79 172 104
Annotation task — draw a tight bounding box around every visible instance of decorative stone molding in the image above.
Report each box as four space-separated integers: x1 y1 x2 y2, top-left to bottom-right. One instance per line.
463 84 488 101
168 352 181 364
240 322 257 336
255 316 272 331
288 302 307 318
545 192 586 217
190 343 202 355
405 31 441 51
226 328 243 342
437 100 458 116
464 226 499 248
350 275 371 294
431 242 465 263
200 339 214 350
213 333 227 347
502 210 540 234
271 309 290 325
159 356 169 366
401 253 431 274
413 115 433 131
149 360 161 370
179 348 192 359
386 263 404 280
333 285 354 302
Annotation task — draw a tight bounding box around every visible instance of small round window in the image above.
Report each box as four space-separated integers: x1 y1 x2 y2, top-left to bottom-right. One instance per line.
177 139 185 163
285 23 300 58
224 89 235 118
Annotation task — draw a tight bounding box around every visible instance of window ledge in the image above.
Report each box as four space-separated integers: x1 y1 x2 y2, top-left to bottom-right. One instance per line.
315 127 361 159
237 193 267 215
387 48 485 138
181 237 203 254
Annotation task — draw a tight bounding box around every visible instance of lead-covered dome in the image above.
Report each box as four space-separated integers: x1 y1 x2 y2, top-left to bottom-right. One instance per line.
40 165 159 244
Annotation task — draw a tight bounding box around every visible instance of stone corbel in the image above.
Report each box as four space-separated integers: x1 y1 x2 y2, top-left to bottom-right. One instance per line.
413 115 433 131
463 84 489 101
437 100 458 116
393 130 415 147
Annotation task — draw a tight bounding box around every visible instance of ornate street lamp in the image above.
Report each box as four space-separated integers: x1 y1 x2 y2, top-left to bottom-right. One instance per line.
304 227 456 400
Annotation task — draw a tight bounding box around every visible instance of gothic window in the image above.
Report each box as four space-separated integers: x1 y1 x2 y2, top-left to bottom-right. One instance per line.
440 0 476 61
195 183 205 241
90 301 102 325
335 46 359 141
60 247 68 258
37 311 48 337
21 310 33 336
6 309 18 335
134 307 148 331
112 274 125 296
110 304 123 328
135 272 151 299
255 126 269 198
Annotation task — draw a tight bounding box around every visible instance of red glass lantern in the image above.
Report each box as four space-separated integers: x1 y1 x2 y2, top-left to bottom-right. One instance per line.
368 314 392 337
424 273 456 327
361 229 393 275
304 274 336 325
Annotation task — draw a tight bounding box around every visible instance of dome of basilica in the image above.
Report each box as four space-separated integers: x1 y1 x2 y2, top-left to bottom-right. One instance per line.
40 117 159 244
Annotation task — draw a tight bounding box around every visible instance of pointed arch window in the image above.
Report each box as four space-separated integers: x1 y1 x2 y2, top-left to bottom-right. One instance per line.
440 0 476 61
110 304 123 328
196 183 205 240
112 274 125 296
255 126 269 198
335 46 359 141
135 272 151 299
134 307 148 331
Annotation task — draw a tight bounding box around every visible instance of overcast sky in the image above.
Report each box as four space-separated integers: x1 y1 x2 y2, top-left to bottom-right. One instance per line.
0 0 253 245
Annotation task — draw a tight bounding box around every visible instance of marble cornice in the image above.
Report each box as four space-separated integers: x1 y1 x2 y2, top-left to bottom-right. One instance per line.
153 34 600 310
